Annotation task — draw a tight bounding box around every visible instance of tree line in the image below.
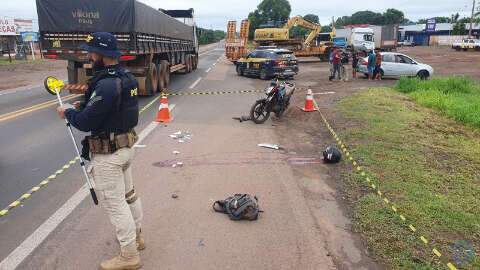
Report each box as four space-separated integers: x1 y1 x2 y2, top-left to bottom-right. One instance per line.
247 0 480 38
197 28 226 45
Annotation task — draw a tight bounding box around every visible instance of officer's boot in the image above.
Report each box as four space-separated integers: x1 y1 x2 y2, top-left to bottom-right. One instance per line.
100 242 142 270
136 228 145 251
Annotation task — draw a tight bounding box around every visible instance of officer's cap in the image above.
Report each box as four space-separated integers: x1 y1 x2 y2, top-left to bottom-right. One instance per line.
81 32 121 58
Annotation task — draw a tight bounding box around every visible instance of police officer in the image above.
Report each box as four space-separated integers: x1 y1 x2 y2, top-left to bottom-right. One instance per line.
56 32 144 270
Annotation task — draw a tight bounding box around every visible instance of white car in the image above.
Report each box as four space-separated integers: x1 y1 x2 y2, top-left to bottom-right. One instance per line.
357 52 434 80
452 39 480 51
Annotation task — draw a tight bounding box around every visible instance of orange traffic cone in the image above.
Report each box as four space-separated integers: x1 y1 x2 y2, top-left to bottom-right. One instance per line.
301 89 317 112
155 95 171 123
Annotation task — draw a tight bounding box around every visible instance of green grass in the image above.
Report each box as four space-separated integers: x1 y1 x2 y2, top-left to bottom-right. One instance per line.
336 88 480 270
395 77 480 128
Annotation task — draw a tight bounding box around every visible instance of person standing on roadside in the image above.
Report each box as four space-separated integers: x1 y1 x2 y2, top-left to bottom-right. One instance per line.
56 32 145 270
328 47 336 81
367 50 376 80
374 49 383 80
331 48 341 81
351 51 358 79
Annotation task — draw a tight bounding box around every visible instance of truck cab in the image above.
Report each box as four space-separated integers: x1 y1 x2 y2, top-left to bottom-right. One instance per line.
351 28 375 52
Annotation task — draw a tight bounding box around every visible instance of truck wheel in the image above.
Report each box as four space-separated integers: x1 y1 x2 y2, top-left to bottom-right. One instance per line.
145 63 158 95
158 61 166 92
185 55 192 73
160 60 171 88
189 55 194 72
188 55 194 72
192 55 198 70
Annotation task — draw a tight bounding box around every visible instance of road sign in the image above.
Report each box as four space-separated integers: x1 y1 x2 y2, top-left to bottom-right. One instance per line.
426 18 436 32
21 32 39 42
0 17 16 36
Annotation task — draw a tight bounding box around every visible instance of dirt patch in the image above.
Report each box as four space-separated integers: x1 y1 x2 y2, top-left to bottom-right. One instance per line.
396 46 480 80
0 59 67 91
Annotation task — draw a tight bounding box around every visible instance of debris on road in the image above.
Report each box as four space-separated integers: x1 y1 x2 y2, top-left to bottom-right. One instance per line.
169 131 192 143
232 115 251 122
134 144 147 148
172 161 184 168
258 143 283 150
213 194 261 221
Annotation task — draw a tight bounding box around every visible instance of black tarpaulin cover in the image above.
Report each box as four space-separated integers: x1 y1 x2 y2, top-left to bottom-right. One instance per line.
36 0 194 41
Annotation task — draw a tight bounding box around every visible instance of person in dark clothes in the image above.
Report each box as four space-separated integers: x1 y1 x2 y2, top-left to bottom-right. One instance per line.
351 51 358 79
374 49 383 80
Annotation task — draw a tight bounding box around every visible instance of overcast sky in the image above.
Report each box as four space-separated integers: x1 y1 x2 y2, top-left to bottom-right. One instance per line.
1 0 476 30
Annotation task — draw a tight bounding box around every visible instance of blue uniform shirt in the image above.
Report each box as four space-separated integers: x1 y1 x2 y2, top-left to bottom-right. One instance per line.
65 79 117 133
64 65 139 135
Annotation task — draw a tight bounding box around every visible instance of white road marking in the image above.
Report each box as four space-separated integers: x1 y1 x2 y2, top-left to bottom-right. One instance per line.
189 78 202 89
313 91 336 96
0 105 177 270
205 67 211 73
134 145 147 148
198 49 216 56
0 184 89 270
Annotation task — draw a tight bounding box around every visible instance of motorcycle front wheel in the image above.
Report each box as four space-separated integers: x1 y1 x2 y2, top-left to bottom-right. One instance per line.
250 99 270 124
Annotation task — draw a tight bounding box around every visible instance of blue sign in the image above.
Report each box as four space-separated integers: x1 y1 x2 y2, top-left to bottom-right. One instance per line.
426 18 436 32
20 32 38 42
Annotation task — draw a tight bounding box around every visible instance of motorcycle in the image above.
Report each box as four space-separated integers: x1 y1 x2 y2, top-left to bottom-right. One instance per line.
250 80 296 124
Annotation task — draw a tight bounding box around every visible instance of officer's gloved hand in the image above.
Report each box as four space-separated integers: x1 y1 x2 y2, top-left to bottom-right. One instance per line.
56 104 75 119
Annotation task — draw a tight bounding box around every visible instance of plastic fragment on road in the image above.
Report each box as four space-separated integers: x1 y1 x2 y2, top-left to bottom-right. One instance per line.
172 162 184 168
170 131 192 142
134 144 147 148
258 143 282 150
232 115 251 122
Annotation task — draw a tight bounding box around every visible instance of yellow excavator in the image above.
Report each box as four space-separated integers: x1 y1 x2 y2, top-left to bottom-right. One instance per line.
254 16 321 48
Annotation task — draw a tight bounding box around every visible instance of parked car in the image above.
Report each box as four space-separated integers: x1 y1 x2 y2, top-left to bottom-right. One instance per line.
357 52 434 80
452 39 480 51
398 40 415 47
236 49 299 80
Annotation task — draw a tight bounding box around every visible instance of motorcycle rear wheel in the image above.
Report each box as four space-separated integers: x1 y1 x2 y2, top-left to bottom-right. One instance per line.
250 99 270 124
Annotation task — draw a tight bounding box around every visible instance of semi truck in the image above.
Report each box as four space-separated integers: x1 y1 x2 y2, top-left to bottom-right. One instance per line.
36 0 199 96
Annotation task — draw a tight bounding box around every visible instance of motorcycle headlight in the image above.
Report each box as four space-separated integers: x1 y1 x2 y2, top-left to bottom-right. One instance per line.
265 86 274 95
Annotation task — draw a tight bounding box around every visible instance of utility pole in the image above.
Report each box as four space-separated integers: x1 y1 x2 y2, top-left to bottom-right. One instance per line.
469 0 476 38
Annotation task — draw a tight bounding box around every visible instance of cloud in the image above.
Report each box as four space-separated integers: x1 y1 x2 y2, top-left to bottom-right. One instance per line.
2 0 475 31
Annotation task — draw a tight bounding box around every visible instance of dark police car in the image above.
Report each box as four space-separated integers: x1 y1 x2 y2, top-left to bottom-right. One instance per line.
235 49 299 80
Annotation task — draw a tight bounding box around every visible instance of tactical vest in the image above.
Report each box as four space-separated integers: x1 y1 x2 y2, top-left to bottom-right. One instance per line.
87 66 139 135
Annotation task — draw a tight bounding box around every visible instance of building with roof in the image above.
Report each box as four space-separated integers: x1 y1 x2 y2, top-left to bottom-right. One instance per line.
398 23 480 46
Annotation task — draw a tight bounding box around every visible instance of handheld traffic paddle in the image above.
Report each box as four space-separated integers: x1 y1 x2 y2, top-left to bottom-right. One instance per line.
44 76 98 205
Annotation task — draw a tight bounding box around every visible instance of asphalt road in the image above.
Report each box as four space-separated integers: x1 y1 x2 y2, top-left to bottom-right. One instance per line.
0 43 226 263
1 43 379 270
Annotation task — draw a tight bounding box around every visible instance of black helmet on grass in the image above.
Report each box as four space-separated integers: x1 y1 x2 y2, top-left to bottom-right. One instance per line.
323 146 342 163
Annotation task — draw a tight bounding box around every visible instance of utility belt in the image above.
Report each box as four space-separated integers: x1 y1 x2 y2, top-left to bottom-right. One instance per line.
81 130 138 159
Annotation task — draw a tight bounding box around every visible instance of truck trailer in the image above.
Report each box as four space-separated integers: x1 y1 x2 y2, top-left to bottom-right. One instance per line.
371 25 398 51
36 0 199 95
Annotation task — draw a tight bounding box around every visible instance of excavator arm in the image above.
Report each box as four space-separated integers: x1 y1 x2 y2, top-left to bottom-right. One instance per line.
282 16 321 47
